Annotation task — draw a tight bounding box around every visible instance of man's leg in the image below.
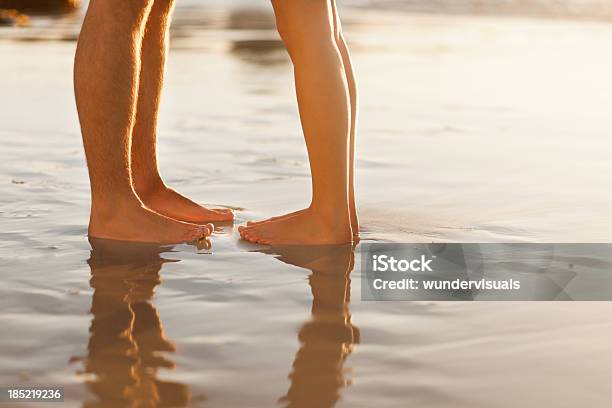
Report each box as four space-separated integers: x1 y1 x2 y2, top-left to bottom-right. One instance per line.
74 0 212 243
244 0 359 237
130 0 233 223
240 0 352 245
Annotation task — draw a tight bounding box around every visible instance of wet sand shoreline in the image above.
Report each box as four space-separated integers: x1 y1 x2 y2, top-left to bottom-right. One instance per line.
2 4 612 407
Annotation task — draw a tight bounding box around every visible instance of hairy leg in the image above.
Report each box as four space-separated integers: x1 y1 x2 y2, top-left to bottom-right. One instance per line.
130 0 233 224
240 0 352 245
246 0 359 237
74 0 212 244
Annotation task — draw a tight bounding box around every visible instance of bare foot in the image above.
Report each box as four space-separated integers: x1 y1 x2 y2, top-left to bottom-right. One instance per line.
247 208 360 238
238 208 352 245
138 185 234 224
89 199 213 244
246 209 305 227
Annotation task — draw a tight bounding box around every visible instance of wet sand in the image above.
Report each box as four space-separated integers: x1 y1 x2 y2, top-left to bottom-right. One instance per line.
2 3 612 407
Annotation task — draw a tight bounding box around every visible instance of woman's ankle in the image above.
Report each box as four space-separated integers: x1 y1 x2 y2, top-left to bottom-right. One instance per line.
309 203 352 231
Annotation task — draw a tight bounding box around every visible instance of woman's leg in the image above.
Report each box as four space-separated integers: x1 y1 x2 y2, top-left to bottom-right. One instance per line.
74 0 211 243
245 0 359 237
331 1 359 236
130 0 233 223
240 0 352 245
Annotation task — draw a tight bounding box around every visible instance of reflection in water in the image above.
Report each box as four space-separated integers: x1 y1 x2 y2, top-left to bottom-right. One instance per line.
261 245 360 408
82 239 192 408
79 238 358 408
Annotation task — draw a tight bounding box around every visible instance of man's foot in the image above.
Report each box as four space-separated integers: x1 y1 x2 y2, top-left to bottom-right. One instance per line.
89 200 213 244
247 208 360 238
138 185 234 224
238 208 352 245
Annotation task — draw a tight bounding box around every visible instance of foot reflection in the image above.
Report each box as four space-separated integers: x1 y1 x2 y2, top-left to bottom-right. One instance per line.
261 245 360 408
82 238 191 408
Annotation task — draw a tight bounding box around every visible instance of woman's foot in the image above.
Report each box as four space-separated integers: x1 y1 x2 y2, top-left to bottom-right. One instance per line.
247 207 360 238
239 208 352 245
89 199 213 244
138 185 234 224
246 209 305 227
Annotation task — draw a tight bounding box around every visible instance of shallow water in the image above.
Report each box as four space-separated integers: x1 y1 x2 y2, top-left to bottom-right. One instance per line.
2 3 612 407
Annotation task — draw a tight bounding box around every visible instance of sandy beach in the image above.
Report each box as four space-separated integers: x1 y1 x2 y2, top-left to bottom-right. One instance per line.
2 1 612 407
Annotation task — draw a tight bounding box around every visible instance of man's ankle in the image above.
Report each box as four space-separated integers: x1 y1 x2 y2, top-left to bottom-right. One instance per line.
91 191 142 217
133 175 166 199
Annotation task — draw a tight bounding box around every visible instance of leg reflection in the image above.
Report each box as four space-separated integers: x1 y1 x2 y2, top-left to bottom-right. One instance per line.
82 238 191 408
262 245 360 408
